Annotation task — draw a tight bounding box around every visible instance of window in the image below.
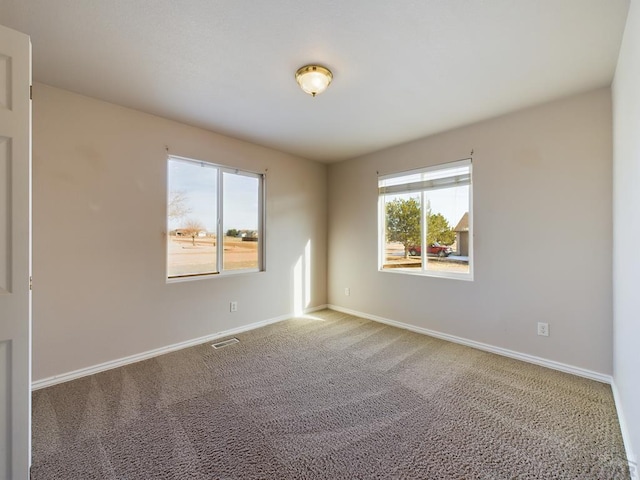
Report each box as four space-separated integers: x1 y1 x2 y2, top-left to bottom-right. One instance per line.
379 159 472 280
167 156 264 279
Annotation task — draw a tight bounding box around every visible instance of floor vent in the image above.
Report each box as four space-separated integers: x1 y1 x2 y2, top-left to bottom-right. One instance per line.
212 338 240 349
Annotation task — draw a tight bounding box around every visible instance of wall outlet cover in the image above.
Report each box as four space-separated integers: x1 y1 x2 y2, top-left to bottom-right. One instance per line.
537 322 549 336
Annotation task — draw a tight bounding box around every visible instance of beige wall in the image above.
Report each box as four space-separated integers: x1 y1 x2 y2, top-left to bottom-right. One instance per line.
613 0 640 463
328 88 613 375
32 83 327 381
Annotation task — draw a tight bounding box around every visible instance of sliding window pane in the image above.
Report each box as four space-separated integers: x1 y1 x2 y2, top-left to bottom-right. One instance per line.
382 192 422 271
167 159 218 277
223 172 260 271
424 184 470 275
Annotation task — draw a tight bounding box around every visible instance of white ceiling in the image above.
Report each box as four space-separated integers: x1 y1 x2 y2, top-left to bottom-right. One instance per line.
0 0 630 162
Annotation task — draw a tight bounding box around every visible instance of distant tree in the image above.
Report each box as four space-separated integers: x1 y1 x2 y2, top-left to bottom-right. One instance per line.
168 191 191 222
385 198 421 258
427 212 455 245
180 219 205 246
226 228 240 237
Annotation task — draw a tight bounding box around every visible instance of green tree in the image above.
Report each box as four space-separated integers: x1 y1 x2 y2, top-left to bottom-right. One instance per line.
386 198 421 258
427 212 455 245
226 228 240 237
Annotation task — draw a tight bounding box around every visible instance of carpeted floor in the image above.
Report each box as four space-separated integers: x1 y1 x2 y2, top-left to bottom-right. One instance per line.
31 310 630 479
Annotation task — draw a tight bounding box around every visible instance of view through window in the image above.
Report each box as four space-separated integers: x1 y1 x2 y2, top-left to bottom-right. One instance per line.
167 156 263 278
379 159 472 279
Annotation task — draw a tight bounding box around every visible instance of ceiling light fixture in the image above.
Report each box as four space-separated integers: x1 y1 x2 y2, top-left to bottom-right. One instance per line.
295 65 333 97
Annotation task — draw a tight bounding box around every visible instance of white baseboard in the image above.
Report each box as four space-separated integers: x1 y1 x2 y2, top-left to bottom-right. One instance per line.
33 302 610 387
327 304 612 384
611 381 638 476
31 304 328 390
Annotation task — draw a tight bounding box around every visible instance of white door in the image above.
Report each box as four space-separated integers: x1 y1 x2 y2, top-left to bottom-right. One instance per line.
0 24 32 480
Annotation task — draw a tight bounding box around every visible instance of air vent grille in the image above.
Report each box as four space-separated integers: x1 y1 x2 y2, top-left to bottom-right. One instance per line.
211 338 239 349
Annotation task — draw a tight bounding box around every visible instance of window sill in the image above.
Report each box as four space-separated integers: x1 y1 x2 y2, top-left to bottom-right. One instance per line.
166 269 263 284
379 267 473 282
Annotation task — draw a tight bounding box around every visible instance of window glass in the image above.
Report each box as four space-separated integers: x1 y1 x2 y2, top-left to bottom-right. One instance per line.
167 159 218 277
167 156 263 279
223 172 260 271
379 159 472 279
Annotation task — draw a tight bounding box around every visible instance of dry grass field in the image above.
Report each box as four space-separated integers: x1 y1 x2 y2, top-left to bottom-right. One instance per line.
167 235 258 277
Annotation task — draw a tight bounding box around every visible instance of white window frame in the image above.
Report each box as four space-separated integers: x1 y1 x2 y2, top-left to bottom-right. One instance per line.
378 158 473 281
167 155 265 281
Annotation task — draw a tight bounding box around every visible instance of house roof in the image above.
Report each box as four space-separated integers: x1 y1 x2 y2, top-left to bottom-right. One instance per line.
0 0 630 162
454 212 469 232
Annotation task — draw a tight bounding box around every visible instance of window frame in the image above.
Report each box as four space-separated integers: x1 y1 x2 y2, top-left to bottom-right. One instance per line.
166 155 266 281
378 158 473 281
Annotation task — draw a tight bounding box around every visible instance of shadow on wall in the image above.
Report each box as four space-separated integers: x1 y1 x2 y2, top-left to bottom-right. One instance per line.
293 240 312 315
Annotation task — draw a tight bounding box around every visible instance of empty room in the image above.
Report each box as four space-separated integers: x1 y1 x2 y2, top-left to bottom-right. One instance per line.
0 0 639 478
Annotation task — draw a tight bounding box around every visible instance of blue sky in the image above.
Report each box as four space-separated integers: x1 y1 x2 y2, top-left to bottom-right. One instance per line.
168 159 258 232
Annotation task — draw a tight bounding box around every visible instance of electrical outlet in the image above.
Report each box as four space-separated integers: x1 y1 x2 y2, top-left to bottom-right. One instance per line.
537 322 549 337
344 287 350 296
230 301 238 312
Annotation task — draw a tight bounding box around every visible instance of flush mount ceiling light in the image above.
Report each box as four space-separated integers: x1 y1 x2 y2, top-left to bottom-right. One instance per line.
295 65 333 97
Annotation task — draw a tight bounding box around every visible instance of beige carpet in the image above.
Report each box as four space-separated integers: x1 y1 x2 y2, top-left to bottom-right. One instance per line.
31 310 629 479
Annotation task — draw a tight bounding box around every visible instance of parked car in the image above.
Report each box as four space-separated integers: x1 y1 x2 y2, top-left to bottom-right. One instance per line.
408 242 452 257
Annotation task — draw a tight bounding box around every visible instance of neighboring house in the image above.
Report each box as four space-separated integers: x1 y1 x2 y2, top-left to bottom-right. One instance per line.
174 230 207 237
454 212 469 256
